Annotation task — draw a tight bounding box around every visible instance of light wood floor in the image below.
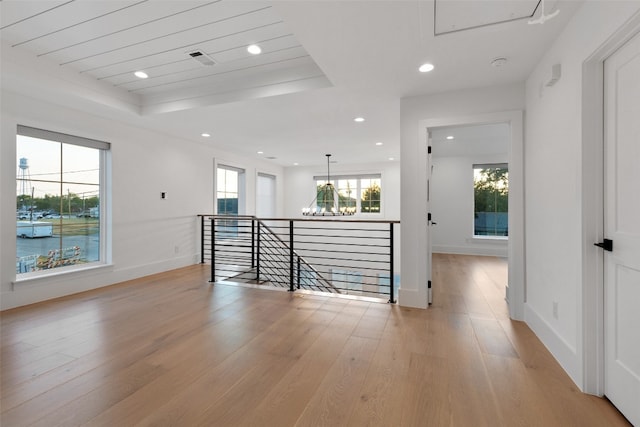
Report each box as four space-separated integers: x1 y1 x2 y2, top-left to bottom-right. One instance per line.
1 254 630 426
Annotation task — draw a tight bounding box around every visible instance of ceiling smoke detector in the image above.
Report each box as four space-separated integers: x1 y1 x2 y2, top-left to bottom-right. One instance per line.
188 50 215 66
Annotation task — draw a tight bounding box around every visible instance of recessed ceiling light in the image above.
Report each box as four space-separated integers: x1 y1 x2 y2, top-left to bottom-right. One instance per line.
257 151 264 154
201 133 210 137
389 157 395 161
446 135 455 140
134 71 148 79
293 162 299 166
418 63 434 73
375 142 383 146
354 117 365 122
247 44 261 55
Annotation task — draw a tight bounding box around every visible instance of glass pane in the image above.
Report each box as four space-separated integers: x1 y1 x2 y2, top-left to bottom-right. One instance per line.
473 167 508 236
17 136 61 216
63 143 99 185
315 179 335 212
226 169 238 191
217 167 239 215
16 134 102 274
336 179 357 209
360 178 381 213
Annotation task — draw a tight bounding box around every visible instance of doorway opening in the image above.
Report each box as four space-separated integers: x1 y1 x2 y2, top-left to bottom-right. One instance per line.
420 110 524 320
428 123 510 309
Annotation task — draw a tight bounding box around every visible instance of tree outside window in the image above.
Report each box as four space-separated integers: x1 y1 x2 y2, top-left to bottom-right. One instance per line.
360 178 381 213
313 175 381 214
474 165 508 236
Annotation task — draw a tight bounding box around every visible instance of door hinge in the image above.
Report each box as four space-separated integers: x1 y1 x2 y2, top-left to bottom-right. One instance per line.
428 212 432 221
428 146 432 154
428 280 432 289
594 239 613 252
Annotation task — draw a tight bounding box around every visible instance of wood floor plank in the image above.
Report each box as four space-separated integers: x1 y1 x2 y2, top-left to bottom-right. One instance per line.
293 335 379 426
345 321 410 425
399 352 453 426
482 353 562 427
1 258 631 427
471 317 519 358
238 299 364 427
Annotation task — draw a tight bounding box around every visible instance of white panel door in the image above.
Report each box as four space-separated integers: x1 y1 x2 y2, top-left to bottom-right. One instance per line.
256 173 276 218
603 30 640 426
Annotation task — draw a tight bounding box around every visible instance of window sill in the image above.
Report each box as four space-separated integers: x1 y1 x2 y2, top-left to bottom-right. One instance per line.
13 263 113 289
468 236 508 243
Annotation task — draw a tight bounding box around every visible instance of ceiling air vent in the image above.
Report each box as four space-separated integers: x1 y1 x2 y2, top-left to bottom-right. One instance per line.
188 50 215 66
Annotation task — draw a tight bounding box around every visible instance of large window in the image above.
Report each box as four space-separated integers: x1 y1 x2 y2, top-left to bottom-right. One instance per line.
216 165 245 238
473 164 508 237
16 126 109 275
313 174 381 214
216 165 245 215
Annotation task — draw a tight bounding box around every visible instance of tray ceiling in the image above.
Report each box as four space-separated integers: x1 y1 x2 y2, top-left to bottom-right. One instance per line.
0 0 331 113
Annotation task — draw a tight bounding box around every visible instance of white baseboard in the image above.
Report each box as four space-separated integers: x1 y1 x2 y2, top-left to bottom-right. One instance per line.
433 244 508 257
398 287 428 309
2 253 199 310
524 303 582 390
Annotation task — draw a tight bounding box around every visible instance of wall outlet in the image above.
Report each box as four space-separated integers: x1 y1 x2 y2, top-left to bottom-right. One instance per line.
552 301 559 319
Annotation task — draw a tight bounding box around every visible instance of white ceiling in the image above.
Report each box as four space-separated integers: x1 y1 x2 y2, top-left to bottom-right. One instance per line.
1 0 581 167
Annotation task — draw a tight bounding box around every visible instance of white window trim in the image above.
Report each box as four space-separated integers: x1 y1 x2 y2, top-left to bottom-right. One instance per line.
16 126 110 280
216 164 246 215
472 163 508 238
312 173 383 216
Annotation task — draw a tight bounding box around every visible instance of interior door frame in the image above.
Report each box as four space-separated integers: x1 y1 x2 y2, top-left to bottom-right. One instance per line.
581 16 640 396
420 110 525 320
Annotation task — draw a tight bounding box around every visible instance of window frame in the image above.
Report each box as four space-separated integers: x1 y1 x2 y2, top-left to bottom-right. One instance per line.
472 162 509 239
216 164 246 216
15 125 110 279
311 173 383 216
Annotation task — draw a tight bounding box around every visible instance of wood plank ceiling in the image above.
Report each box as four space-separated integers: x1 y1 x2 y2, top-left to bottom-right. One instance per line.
0 0 330 112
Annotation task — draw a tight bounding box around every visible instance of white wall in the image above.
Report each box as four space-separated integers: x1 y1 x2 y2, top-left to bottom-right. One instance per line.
399 83 525 309
0 91 283 310
523 1 640 392
431 153 508 257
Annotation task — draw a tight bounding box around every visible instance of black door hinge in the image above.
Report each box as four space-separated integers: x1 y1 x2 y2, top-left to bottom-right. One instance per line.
594 239 613 252
428 146 432 154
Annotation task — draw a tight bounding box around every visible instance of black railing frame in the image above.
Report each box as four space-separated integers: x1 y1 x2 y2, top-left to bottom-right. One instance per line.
200 215 399 303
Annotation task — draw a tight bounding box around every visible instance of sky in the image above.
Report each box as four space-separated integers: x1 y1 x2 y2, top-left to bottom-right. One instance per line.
16 135 100 201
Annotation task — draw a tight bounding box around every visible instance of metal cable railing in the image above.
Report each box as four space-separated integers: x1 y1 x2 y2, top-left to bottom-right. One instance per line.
199 215 399 302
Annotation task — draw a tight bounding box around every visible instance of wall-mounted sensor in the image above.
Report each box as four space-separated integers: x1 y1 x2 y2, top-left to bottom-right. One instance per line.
545 63 561 87
161 192 166 199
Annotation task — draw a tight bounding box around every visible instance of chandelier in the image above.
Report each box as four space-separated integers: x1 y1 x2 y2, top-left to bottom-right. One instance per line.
302 154 355 216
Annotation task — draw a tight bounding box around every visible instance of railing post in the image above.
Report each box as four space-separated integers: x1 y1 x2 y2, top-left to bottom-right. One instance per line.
289 220 294 292
389 222 395 303
200 215 205 264
297 256 301 289
210 218 215 283
251 219 255 269
256 221 261 282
